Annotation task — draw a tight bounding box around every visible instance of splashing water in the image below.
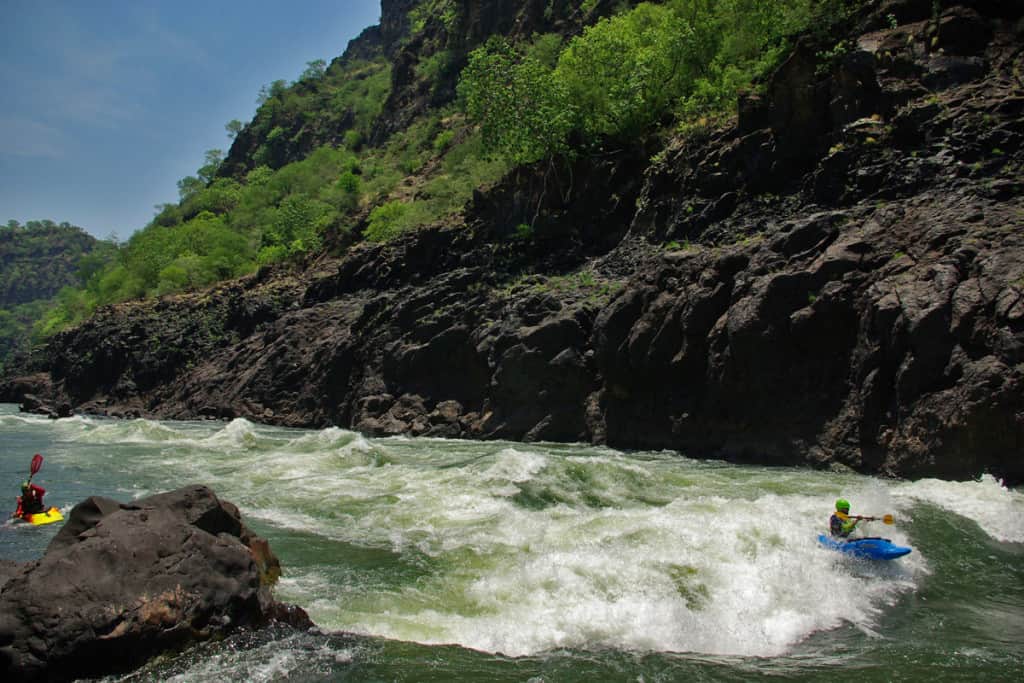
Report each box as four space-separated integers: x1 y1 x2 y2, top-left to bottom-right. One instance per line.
1 405 1020 681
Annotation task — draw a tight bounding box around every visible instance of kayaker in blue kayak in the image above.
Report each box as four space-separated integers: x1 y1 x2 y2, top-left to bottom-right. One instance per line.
829 498 861 538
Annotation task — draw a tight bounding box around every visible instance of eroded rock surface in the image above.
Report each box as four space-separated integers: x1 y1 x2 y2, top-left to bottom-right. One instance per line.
0 486 310 682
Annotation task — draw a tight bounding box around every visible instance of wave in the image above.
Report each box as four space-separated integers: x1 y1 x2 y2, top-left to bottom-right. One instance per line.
199 418 269 450
299 483 925 658
896 474 1024 543
60 416 190 444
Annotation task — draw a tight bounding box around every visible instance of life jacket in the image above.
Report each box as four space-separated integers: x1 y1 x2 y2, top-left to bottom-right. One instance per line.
19 484 45 515
829 513 848 537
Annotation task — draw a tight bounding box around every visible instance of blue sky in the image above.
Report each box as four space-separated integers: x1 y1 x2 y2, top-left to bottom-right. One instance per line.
0 0 381 240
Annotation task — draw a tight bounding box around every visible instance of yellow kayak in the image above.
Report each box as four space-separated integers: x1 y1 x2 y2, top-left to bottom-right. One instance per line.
21 506 64 526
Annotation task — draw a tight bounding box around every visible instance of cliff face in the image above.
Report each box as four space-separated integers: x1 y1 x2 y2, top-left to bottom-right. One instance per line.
4 1 1022 485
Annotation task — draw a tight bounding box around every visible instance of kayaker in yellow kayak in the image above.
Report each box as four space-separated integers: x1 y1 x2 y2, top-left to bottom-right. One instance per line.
16 480 47 516
12 453 53 521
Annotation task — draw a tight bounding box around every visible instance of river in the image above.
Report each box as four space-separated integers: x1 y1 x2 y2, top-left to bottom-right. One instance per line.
1 404 1021 681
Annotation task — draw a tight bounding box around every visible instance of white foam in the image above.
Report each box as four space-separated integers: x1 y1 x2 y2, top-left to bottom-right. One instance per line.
201 417 263 450
483 447 548 484
157 632 354 682
314 483 924 657
0 411 51 427
285 426 365 452
82 418 186 444
895 474 1024 543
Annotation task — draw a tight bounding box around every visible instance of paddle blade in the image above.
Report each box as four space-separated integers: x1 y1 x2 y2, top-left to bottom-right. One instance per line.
30 453 43 476
882 514 894 525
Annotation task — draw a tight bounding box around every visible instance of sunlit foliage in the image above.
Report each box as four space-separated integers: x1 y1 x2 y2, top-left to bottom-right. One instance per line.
459 0 842 160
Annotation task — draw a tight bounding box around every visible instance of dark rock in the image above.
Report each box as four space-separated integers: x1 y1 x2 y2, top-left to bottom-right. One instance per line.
935 6 993 56
0 562 23 592
0 486 310 682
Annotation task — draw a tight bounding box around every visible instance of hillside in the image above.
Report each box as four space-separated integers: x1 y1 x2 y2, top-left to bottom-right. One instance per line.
0 221 101 307
2 0 1022 485
0 221 111 371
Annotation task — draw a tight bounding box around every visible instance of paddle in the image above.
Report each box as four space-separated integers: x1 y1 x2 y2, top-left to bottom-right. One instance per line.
29 453 43 480
837 511 894 525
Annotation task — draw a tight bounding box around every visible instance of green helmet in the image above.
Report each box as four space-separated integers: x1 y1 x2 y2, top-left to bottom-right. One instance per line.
836 498 850 513
21 481 30 492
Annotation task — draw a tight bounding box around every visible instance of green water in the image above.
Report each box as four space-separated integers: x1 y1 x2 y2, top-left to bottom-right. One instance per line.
1 405 1021 681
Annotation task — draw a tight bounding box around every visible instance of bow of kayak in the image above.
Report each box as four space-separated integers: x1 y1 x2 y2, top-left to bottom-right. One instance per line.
817 534 912 560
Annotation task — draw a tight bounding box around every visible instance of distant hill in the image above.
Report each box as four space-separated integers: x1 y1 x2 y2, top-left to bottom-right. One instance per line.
0 220 114 370
0 220 102 306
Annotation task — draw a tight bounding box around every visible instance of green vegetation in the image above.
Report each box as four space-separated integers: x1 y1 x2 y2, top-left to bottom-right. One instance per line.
0 220 116 370
25 0 859 342
409 0 460 35
49 144 363 324
0 220 105 306
245 58 392 170
459 37 575 164
459 0 848 161
37 110 506 329
0 300 49 372
502 269 622 306
357 111 511 241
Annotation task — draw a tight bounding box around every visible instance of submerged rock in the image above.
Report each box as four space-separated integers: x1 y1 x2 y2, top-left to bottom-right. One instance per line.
0 485 311 682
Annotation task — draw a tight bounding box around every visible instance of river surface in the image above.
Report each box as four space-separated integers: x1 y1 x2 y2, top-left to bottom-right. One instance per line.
1 404 1022 681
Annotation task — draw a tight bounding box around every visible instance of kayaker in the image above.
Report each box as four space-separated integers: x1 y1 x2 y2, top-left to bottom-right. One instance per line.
829 498 860 538
18 480 46 515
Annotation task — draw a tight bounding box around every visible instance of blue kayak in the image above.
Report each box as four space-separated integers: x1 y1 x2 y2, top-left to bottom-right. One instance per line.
817 534 912 561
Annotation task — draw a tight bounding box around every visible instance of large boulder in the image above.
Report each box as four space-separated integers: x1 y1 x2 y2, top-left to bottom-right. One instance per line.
0 485 310 682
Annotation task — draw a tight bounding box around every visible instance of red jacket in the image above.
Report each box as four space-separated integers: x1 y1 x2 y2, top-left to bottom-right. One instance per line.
16 483 46 516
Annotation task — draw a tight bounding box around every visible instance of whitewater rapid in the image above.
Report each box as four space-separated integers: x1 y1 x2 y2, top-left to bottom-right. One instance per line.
5 410 1022 660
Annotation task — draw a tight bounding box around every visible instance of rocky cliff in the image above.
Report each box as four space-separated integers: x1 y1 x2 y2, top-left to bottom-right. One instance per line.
3 0 1022 484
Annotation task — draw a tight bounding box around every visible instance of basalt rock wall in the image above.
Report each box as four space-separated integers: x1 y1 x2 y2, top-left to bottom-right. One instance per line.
3 2 1023 484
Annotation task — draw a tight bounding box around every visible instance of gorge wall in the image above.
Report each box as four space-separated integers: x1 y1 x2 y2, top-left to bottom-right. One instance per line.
3 0 1022 485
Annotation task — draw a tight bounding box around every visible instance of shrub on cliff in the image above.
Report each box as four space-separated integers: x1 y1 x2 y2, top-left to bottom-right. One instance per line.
459 0 846 160
459 37 575 165
557 2 695 140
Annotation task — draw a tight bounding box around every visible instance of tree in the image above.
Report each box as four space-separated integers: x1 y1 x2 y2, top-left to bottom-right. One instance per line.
177 175 204 201
225 119 244 140
458 37 575 164
198 149 224 184
299 59 327 82
256 79 288 106
554 3 695 139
